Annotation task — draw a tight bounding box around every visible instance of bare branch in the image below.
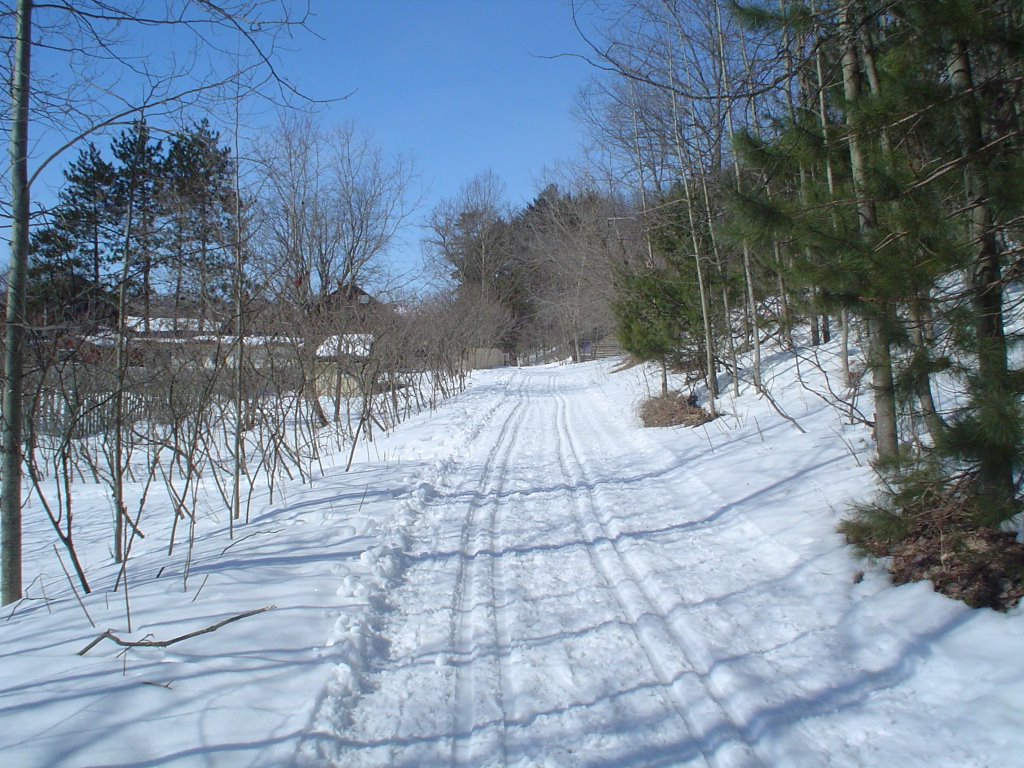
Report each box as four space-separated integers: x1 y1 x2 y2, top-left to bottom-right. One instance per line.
77 605 274 655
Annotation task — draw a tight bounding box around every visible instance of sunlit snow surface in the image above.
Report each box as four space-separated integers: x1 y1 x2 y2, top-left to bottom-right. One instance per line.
2 342 1022 767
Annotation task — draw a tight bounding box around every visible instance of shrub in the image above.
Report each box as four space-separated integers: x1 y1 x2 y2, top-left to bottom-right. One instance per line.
638 390 712 428
840 469 1024 610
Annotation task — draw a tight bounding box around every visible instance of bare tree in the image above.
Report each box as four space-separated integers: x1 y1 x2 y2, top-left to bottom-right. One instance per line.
425 171 512 305
2 0 313 605
3 0 32 605
422 172 527 359
252 114 414 303
519 180 622 361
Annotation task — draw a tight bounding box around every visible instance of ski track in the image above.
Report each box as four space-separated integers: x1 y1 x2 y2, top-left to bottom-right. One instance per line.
550 373 762 768
448 375 522 766
309 364 824 766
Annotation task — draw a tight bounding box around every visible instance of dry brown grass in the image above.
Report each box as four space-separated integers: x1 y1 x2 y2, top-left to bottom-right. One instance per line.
889 525 1024 610
638 391 713 428
841 475 1024 610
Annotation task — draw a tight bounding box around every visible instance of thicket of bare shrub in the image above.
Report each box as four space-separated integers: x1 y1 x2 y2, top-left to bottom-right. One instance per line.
637 391 712 428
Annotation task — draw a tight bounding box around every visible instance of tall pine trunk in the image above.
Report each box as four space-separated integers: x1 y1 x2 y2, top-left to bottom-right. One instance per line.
841 0 899 462
948 40 1014 509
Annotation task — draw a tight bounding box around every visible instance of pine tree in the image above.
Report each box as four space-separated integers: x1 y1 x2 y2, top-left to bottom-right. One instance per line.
734 0 1024 521
163 119 236 317
27 143 118 326
613 267 683 397
896 0 1024 520
111 120 164 331
614 185 722 400
62 143 118 289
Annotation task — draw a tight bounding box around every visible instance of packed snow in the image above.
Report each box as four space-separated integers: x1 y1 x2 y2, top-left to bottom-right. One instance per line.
2 341 1022 767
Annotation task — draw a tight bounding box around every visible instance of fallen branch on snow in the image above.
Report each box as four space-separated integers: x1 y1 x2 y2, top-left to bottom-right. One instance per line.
77 605 274 656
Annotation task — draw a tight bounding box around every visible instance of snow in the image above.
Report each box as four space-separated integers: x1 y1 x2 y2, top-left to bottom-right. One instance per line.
2 340 1023 767
315 334 374 359
125 316 205 333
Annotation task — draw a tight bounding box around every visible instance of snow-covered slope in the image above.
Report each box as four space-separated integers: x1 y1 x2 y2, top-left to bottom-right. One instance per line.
2 343 1022 767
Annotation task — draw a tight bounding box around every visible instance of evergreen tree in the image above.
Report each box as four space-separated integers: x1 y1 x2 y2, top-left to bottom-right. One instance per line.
163 119 236 315
614 185 721 399
614 266 687 396
733 0 1024 521
896 0 1024 520
62 143 118 289
27 143 118 325
111 120 164 329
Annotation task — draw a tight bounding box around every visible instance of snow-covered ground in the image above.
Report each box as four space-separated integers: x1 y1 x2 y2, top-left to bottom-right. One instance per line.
2 342 1023 767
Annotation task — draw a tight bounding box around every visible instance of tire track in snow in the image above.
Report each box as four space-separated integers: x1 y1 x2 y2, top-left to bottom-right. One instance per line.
550 372 766 768
578 375 819 753
547 375 711 766
447 372 526 766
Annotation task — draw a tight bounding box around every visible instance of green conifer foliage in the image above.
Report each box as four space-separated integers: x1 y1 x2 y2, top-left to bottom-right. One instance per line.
163 119 237 309
614 185 722 393
111 120 164 325
732 0 1024 520
27 143 118 324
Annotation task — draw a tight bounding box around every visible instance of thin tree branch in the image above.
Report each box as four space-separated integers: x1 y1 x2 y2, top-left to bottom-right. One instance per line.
77 604 274 655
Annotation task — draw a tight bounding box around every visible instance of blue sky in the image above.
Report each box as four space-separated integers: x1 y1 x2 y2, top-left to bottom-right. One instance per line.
19 1 597 286
277 1 596 279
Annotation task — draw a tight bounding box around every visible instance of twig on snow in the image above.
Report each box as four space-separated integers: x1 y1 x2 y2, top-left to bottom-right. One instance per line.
757 385 806 434
77 605 274 656
55 544 95 628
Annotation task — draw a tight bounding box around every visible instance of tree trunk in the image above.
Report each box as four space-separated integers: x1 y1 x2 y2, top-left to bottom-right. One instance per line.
628 80 657 269
231 84 247 531
866 311 899 461
697 170 737 398
772 240 794 349
2 0 32 606
728 10 764 393
909 300 945 445
666 59 717 416
811 0 844 364
841 0 898 462
113 196 136 564
948 40 1014 507
841 309 851 387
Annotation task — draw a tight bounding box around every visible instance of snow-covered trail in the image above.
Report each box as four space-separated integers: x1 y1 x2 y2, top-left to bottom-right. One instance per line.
5 353 1022 767
304 365 798 766
295 359 1022 768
